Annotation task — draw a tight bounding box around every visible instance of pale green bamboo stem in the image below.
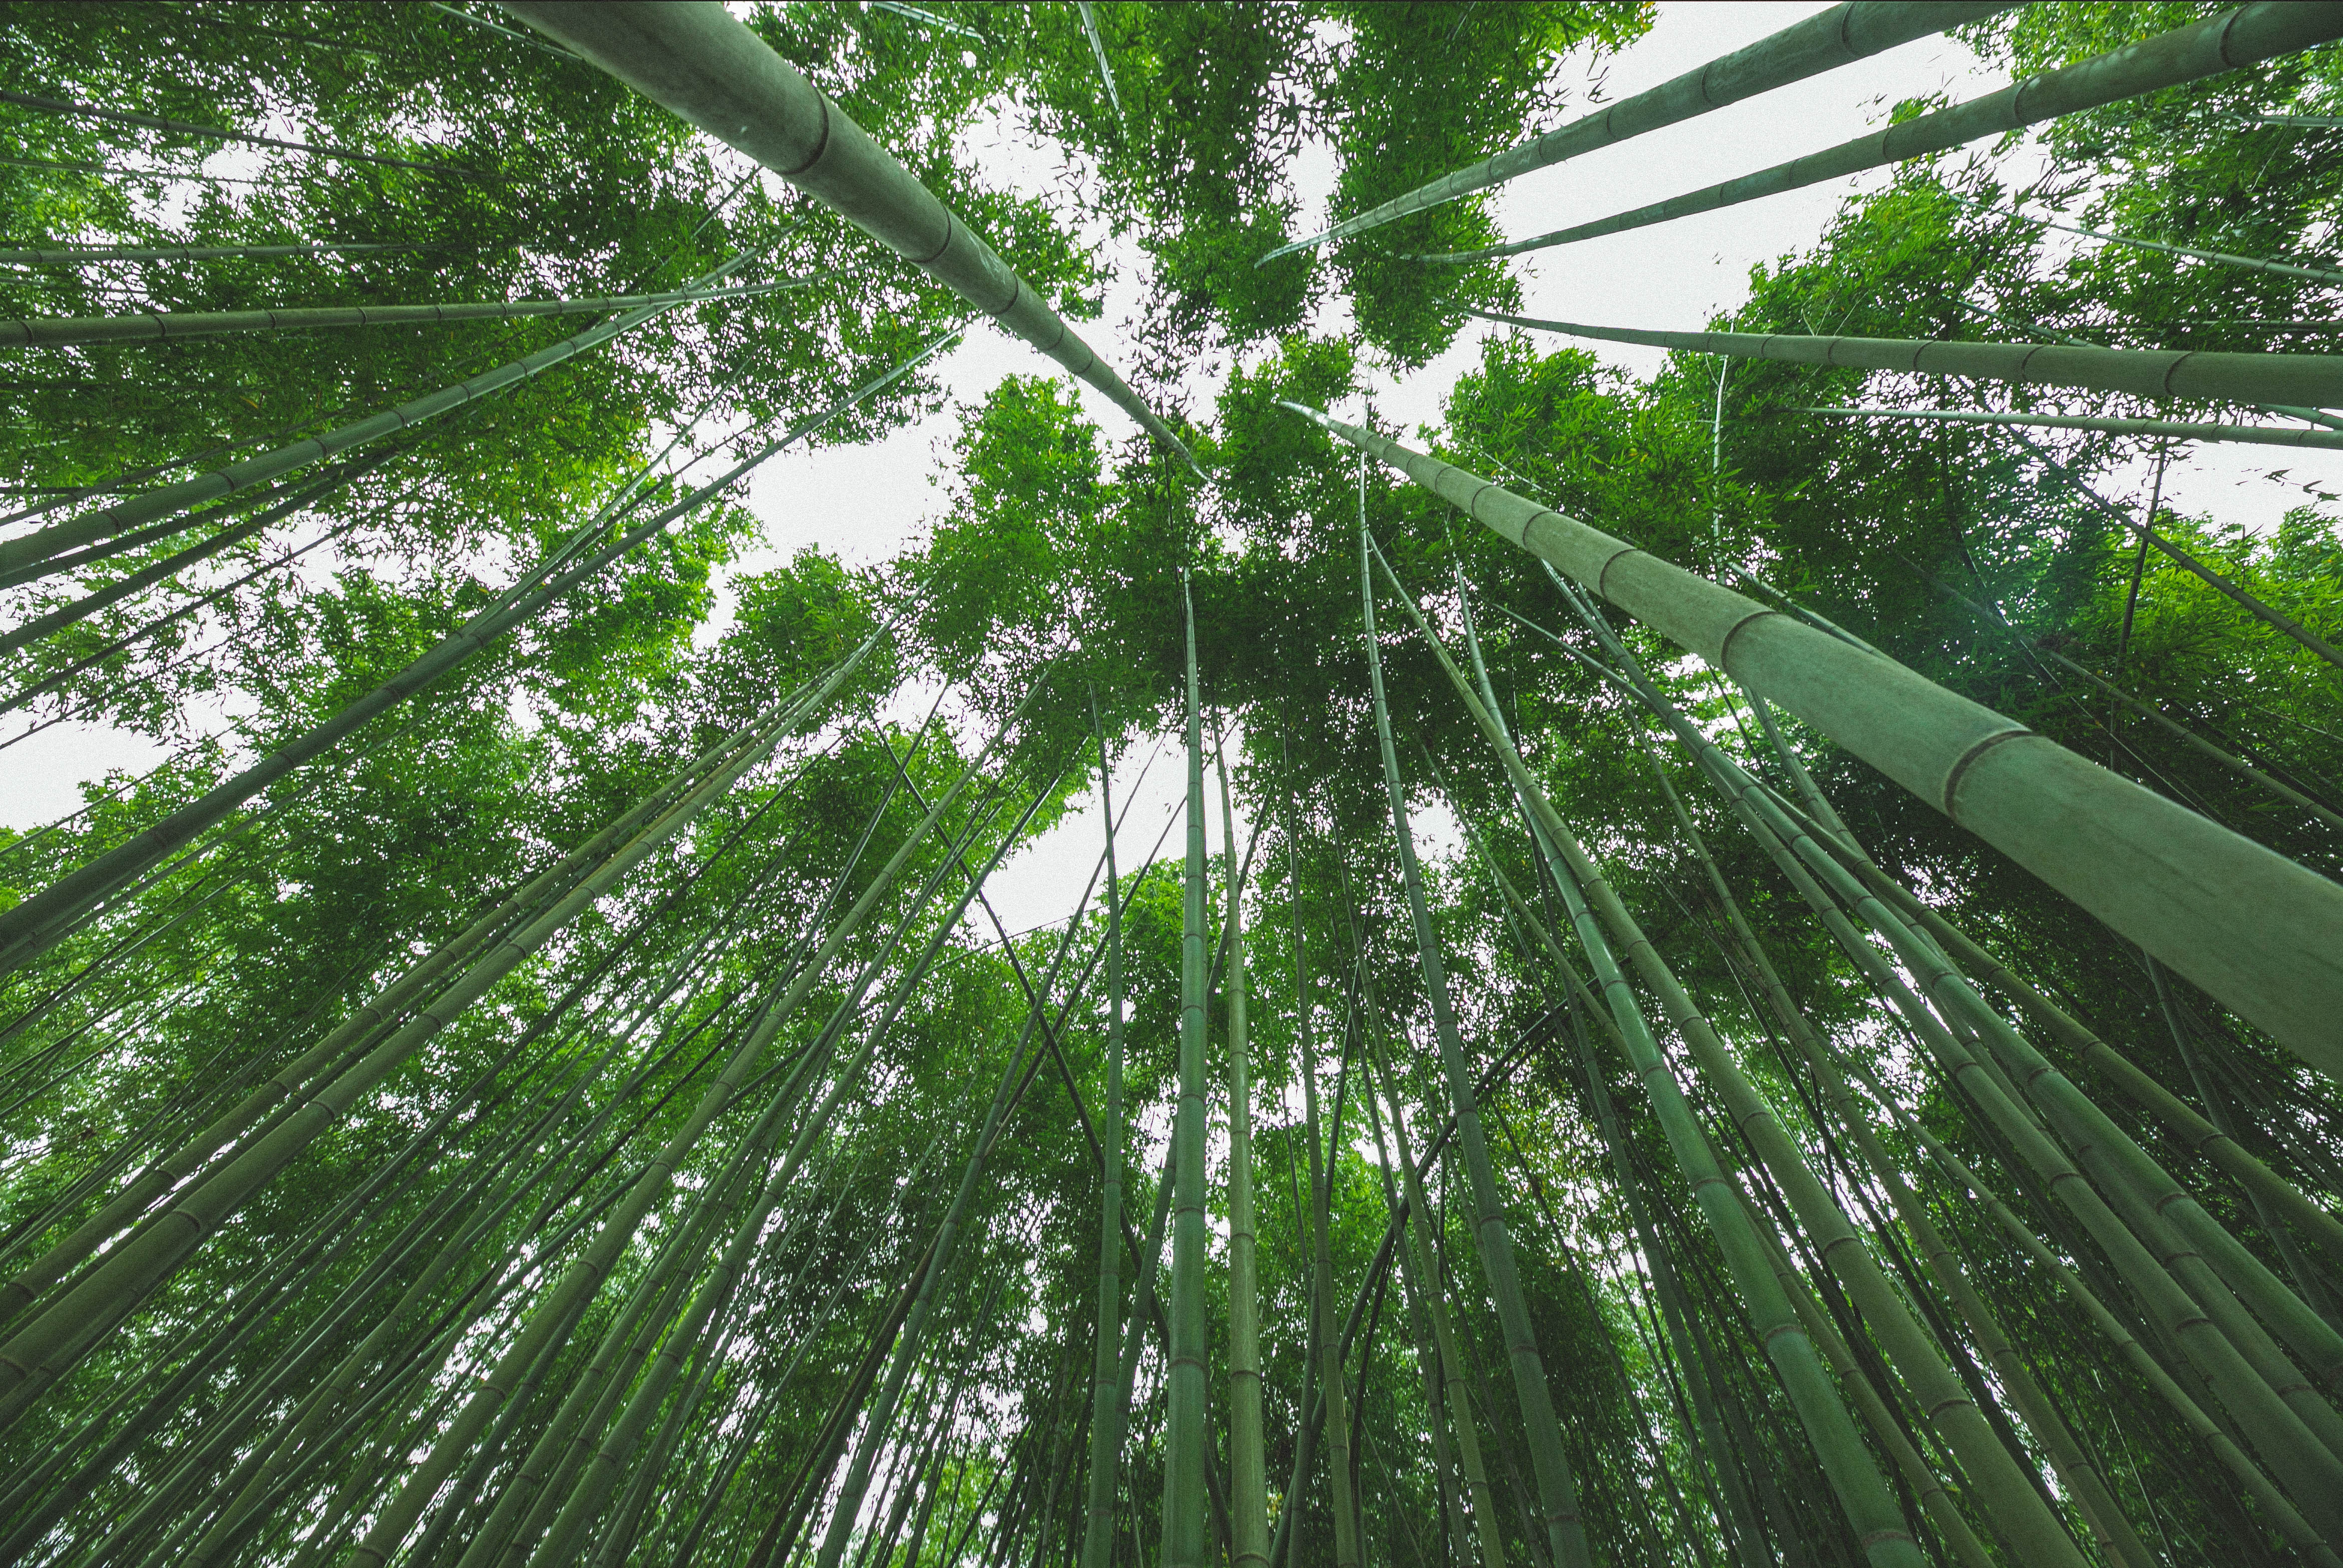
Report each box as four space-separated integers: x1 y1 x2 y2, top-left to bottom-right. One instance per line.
0 691 759 1319
1303 939 1364 1568
1163 575 1213 1568
1283 402 2343 1080
1370 547 1928 1568
0 330 952 977
1721 686 2343 1406
1365 1041 1508 1568
1475 307 2343 419
0 241 430 264
1278 762 1363 1568
505 0 1196 470
338 684 1031 1568
1713 1148 1995 1568
1640 733 2159 1568
792 763 1092 1568
0 86 470 174
1258 2 2006 261
1806 403 2343 453
1771 783 2343 1268
0 663 857 1414
1587 620 2343 1541
2029 644 2343 832
1699 696 2343 1430
1854 1063 2343 1568
1358 1070 1476 1568
1423 5 2343 263
1218 734 1273 1568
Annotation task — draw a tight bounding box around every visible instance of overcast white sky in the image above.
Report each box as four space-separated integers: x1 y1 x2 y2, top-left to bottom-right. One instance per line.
8 2 2336 935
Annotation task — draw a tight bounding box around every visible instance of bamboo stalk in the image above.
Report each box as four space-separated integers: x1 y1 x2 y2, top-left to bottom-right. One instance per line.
1855 1061 2343 1568
503 0 1197 472
0 241 433 264
1473 308 2343 415
1421 4 2343 262
0 87 474 175
330 682 1037 1567
1282 402 2343 1081
1805 402 2343 452
1368 542 1931 1568
1079 696 1128 1568
1639 727 2159 1568
1571 603 2343 1541
1258 2 2008 262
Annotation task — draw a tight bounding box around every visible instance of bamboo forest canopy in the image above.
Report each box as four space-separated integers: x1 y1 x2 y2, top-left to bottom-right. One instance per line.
6 4 2343 1568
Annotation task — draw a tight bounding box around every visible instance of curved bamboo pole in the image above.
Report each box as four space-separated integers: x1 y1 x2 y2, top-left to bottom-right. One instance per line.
353 716 1032 1568
1362 1042 1508 1568
1421 4 2343 263
1474 309 2343 414
1631 723 2159 1568
1876 1083 2343 1568
1258 2 2007 263
0 277 792 349
1281 776 1364 1568
1805 403 2343 453
1370 544 1973 1568
502 0 1199 473
1281 402 2343 1081
1775 795 2343 1265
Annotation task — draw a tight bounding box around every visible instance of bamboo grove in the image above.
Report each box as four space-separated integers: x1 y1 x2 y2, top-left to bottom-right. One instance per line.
2 4 2342 1568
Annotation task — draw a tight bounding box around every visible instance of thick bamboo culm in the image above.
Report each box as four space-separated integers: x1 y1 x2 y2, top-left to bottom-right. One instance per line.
1255 1 2005 261
1281 402 2343 1079
1421 3 2343 262
502 0 1198 471
1383 568 1925 1568
1807 403 2343 452
1474 309 2343 411
0 279 791 349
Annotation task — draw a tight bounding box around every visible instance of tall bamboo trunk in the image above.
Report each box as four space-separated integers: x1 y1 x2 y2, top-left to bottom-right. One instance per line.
1425 4 2343 264
1365 544 1925 1568
1289 404 2343 1083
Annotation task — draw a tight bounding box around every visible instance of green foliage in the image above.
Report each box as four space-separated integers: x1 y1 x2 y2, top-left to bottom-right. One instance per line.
5 8 2343 1568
